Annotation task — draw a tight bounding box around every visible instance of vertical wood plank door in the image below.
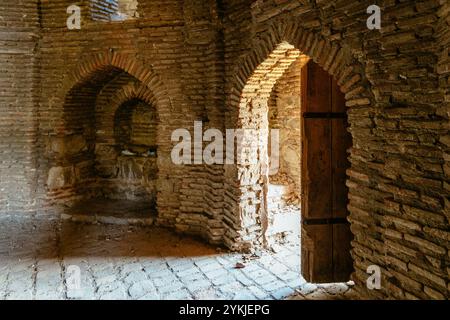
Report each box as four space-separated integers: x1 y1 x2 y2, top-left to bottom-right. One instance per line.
301 60 353 283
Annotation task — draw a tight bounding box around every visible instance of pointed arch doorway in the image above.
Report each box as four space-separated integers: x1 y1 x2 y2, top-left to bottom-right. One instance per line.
227 25 373 285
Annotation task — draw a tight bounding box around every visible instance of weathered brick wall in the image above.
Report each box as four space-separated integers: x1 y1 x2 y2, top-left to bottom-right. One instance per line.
0 0 40 213
435 0 450 300
222 0 449 299
34 0 226 245
1 0 448 300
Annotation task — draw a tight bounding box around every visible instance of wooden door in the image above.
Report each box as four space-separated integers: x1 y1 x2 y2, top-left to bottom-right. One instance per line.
301 61 353 283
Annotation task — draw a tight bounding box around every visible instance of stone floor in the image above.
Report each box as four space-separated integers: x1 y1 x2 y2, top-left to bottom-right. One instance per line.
0 213 355 300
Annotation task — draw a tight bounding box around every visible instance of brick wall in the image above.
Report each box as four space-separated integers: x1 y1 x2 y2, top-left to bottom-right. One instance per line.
222 0 449 299
0 0 448 299
0 0 40 213
34 0 228 245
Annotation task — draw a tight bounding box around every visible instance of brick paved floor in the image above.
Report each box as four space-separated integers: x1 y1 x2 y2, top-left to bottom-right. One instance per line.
0 213 355 300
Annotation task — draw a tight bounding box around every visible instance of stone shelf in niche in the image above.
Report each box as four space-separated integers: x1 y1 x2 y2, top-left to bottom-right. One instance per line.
61 198 157 227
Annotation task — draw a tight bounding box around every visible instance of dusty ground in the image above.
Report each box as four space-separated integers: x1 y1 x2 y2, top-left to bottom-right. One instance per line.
0 213 355 300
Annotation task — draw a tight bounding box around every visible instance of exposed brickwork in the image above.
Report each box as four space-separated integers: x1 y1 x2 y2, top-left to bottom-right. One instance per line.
35 1 228 247
222 0 449 300
0 0 448 300
0 0 40 212
436 0 450 299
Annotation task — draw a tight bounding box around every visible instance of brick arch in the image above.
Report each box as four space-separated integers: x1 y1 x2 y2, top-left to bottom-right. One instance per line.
107 81 159 111
225 22 375 250
59 51 171 121
96 80 160 147
46 52 175 215
233 23 373 113
93 79 162 214
58 52 174 155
